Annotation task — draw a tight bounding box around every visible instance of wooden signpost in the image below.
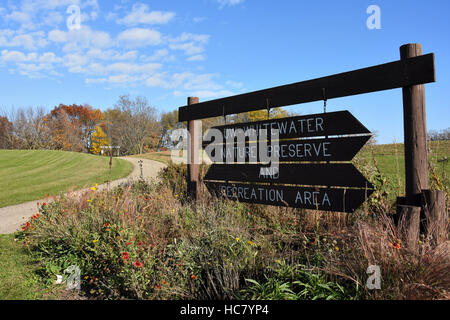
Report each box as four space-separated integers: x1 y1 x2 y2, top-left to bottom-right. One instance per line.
180 43 445 243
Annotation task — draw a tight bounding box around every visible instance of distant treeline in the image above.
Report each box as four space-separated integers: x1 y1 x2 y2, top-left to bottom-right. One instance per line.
428 128 450 141
0 95 169 156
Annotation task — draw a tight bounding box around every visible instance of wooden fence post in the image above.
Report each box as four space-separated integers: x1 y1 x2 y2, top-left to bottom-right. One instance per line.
422 190 447 245
400 43 429 206
397 205 421 252
399 44 447 245
187 97 200 201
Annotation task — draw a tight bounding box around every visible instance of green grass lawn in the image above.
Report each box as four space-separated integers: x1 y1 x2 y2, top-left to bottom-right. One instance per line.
0 234 59 299
0 150 133 208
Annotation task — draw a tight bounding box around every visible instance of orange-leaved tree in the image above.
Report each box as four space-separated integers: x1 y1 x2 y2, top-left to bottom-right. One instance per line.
48 104 104 152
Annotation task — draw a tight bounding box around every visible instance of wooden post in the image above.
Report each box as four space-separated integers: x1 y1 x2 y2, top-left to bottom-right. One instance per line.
397 205 421 252
400 43 429 206
187 97 200 201
422 190 447 245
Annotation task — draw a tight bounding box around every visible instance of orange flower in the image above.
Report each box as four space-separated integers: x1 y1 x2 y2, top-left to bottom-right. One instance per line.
391 243 401 249
191 275 197 280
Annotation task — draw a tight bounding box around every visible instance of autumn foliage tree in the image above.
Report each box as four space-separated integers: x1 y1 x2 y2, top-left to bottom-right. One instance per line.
48 104 104 152
90 125 109 155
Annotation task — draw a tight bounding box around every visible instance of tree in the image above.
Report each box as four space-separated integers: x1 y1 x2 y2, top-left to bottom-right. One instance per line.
112 95 159 155
428 128 450 141
49 107 83 151
247 107 289 122
367 130 378 146
0 115 13 149
48 104 104 152
9 107 53 150
90 126 109 155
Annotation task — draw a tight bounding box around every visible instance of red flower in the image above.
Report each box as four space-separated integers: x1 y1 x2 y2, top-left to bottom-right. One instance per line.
122 252 129 260
35 213 40 218
103 222 109 228
391 243 401 250
42 202 47 206
191 275 197 280
125 241 132 246
134 261 143 268
137 241 143 247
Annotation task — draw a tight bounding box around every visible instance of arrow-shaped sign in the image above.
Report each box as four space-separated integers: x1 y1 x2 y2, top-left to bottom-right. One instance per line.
205 135 371 163
203 111 370 145
205 182 374 213
204 163 373 189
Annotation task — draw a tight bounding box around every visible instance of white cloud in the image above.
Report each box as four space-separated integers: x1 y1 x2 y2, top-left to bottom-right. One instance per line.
171 33 209 44
0 49 63 78
0 1 232 91
5 11 33 27
117 28 162 48
117 3 175 26
217 0 245 8
86 48 138 61
187 54 206 62
169 32 209 57
0 30 48 50
145 71 226 97
48 29 67 42
170 42 205 56
140 49 171 62
42 11 63 27
63 53 89 73
1 49 35 62
48 27 113 52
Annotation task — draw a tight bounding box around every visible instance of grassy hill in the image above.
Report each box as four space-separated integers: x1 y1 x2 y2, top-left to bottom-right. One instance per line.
356 140 450 194
0 150 133 208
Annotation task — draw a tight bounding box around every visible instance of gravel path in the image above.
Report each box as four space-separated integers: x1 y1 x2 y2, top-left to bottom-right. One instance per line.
0 157 166 234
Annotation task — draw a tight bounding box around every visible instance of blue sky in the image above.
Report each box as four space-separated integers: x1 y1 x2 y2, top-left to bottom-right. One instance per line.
0 0 448 144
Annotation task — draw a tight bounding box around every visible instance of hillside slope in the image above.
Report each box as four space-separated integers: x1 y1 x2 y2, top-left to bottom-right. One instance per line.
0 150 133 207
